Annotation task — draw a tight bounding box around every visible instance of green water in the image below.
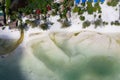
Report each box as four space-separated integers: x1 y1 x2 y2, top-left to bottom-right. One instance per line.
31 40 120 80
1 31 120 80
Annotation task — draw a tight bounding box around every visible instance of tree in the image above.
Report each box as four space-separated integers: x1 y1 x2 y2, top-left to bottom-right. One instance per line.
1 0 6 25
119 0 120 20
6 0 11 15
86 2 94 14
107 0 119 7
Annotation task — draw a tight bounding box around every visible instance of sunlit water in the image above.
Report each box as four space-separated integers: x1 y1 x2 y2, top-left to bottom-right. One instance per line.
0 31 120 80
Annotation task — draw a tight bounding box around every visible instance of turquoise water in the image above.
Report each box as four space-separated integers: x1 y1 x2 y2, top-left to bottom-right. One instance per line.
32 43 120 80
0 41 120 80
1 31 120 80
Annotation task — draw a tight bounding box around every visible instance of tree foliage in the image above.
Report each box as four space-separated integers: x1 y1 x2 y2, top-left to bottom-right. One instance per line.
107 0 119 7
18 0 53 14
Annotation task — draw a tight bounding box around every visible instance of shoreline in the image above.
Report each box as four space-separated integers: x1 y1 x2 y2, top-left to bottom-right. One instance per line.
0 27 120 40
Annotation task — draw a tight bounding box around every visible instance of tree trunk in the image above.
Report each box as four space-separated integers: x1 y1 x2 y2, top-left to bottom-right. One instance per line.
119 5 120 20
2 0 6 25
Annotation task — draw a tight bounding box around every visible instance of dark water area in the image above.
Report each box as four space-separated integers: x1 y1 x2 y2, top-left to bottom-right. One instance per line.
0 46 27 80
0 39 16 55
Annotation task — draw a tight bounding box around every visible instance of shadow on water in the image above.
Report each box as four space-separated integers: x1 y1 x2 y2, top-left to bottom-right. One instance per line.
0 29 24 55
0 46 27 80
